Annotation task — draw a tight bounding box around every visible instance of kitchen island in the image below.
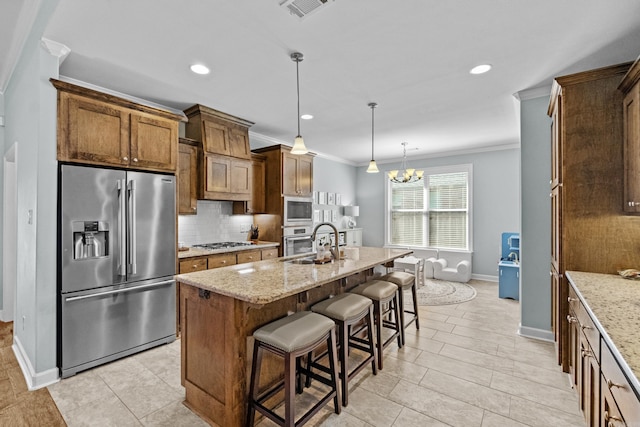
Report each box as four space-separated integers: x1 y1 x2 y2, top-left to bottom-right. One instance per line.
175 246 412 426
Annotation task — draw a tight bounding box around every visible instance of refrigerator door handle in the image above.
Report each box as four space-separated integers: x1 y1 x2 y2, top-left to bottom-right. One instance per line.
64 279 175 302
117 179 127 277
128 179 137 275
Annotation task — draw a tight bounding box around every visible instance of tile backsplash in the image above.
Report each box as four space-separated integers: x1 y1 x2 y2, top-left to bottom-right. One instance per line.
178 200 253 245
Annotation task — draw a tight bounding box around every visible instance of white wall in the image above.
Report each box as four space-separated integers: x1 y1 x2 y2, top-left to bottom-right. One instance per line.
4 0 60 388
519 95 553 339
355 147 521 278
0 92 5 311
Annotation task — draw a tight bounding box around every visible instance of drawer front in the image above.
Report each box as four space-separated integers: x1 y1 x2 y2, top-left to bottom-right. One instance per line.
601 339 640 426
179 258 207 273
261 248 278 260
237 250 260 264
207 253 237 269
576 301 599 359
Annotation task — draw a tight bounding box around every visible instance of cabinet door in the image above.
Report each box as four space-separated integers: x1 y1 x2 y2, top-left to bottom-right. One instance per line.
250 156 266 213
298 155 313 196
230 159 251 195
282 152 299 196
202 119 230 155
623 85 640 213
346 229 362 246
64 95 130 166
130 113 178 172
550 96 562 188
579 332 599 427
228 127 251 159
178 143 198 215
551 185 562 272
567 308 579 388
203 154 231 195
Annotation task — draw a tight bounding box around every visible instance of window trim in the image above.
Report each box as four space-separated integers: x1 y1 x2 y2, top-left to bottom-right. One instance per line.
384 163 473 251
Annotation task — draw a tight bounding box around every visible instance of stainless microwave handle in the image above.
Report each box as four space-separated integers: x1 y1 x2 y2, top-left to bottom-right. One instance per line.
64 279 175 302
286 236 312 241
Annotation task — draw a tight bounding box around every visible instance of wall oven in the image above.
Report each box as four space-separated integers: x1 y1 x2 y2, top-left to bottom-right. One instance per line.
283 196 314 226
283 225 314 257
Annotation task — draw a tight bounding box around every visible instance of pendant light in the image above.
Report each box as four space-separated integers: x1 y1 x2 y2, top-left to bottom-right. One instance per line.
388 142 424 183
290 52 308 155
366 102 379 173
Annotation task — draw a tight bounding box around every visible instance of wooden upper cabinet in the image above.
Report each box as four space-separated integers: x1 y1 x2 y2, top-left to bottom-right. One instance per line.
202 119 230 155
184 104 253 160
178 138 198 215
201 154 251 201
282 150 314 197
233 153 266 214
620 57 640 213
130 113 177 171
52 79 183 173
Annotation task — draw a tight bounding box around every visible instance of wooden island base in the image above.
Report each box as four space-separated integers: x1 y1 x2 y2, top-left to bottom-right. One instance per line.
179 270 370 426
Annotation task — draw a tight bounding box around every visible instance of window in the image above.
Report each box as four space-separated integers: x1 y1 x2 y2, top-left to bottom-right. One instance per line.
386 164 471 250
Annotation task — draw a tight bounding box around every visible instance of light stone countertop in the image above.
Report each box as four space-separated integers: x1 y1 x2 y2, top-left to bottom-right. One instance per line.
178 241 279 259
176 246 412 305
566 271 640 393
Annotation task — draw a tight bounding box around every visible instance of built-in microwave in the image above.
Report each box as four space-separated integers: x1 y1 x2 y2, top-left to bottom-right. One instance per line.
283 196 313 226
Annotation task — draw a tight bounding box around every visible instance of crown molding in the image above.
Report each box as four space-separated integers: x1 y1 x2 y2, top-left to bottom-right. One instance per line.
40 37 71 64
513 85 551 101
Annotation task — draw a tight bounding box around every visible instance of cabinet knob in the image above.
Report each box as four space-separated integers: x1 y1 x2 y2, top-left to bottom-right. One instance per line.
629 201 640 207
192 265 197 269
192 207 196 211
221 260 226 264
568 297 577 302
581 324 592 331
123 156 129 161
566 315 577 324
581 349 592 358
133 158 138 162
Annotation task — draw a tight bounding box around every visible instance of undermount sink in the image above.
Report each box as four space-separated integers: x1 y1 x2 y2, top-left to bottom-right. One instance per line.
500 260 519 266
281 255 316 264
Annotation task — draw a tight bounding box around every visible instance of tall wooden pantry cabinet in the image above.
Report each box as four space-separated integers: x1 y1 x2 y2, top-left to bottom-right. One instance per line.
547 63 640 373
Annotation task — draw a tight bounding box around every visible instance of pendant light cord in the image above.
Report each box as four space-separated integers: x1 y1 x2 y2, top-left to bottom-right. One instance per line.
296 57 301 136
369 102 377 160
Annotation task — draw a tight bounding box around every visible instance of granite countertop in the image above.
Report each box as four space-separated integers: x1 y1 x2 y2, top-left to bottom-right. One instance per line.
566 271 640 391
178 241 279 259
176 246 412 305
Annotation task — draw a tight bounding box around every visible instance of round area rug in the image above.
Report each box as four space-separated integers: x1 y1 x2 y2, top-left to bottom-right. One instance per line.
412 279 477 306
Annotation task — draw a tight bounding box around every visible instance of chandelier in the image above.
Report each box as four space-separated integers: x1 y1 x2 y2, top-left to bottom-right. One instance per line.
388 142 424 183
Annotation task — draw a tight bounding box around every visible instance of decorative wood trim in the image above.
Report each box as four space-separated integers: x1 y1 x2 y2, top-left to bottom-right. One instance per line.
50 78 186 122
554 62 631 87
184 104 254 128
619 55 640 94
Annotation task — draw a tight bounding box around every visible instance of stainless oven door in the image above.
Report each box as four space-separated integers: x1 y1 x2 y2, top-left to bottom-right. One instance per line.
284 235 314 257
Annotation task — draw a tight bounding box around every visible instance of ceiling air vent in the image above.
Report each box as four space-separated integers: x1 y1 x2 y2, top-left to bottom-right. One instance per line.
279 0 333 20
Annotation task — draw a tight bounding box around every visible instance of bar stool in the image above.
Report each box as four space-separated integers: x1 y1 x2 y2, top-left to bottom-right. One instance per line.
246 311 341 427
350 280 402 370
310 293 378 407
382 271 420 346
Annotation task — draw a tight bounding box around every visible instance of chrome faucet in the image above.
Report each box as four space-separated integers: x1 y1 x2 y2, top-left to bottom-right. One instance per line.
508 251 519 263
311 222 340 261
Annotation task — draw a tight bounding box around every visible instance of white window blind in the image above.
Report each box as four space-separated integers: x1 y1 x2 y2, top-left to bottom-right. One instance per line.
387 166 470 250
427 172 468 249
390 180 425 246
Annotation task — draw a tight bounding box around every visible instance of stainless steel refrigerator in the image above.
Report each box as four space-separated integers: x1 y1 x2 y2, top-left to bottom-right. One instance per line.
58 164 176 378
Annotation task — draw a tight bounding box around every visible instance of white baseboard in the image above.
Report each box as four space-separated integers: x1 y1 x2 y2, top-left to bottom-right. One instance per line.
12 336 60 390
517 324 554 342
471 273 498 282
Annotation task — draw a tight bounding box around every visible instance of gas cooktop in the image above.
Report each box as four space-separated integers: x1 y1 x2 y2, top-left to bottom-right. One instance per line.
192 242 255 250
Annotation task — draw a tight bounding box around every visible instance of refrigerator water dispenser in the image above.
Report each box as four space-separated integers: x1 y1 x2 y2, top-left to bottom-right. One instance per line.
72 221 109 259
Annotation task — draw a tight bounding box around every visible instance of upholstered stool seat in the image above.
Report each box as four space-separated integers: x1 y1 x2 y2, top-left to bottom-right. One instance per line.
350 280 402 370
311 293 377 407
382 271 420 346
246 311 340 427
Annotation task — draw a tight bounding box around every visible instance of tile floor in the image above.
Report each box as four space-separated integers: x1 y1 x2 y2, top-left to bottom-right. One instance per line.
47 280 586 426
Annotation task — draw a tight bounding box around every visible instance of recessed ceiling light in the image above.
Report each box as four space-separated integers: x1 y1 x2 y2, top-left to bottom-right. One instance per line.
190 64 210 75
301 114 313 120
470 64 492 75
